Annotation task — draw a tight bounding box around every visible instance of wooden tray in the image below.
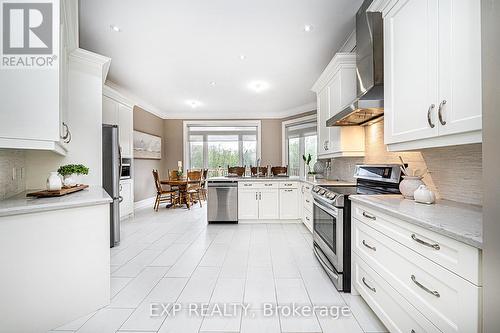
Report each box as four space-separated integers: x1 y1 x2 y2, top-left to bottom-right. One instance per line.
27 185 89 198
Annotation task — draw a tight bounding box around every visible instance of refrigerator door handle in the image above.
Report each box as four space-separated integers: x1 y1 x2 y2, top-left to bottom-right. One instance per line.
118 145 123 179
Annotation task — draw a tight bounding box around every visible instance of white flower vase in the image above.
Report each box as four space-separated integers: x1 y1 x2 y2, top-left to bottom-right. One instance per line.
63 174 77 187
46 172 62 191
399 176 425 199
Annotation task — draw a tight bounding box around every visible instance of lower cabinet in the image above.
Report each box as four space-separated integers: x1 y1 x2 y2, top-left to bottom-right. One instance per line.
279 188 299 220
237 182 300 220
301 182 313 232
352 202 481 333
119 179 134 218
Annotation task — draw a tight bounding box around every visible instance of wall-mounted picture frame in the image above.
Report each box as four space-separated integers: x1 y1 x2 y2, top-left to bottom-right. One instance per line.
133 130 162 159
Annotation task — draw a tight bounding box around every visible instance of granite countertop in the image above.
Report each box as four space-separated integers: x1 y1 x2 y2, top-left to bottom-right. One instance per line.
350 195 483 249
0 186 112 218
208 176 355 187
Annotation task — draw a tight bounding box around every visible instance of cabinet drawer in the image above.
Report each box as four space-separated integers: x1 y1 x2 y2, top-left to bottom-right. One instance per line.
353 254 441 333
254 182 279 189
279 182 298 189
302 209 313 233
303 193 313 214
352 203 480 285
239 182 257 188
353 219 480 333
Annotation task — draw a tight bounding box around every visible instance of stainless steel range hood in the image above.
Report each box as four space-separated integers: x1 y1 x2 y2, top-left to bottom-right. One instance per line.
327 0 384 127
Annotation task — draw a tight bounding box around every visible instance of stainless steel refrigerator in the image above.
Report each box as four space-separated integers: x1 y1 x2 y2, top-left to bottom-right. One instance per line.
102 124 122 247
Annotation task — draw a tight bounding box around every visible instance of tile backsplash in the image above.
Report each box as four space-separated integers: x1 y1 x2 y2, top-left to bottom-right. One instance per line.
328 121 483 205
0 149 26 200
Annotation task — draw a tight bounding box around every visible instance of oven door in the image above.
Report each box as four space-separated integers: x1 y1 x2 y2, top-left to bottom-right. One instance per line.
312 198 344 273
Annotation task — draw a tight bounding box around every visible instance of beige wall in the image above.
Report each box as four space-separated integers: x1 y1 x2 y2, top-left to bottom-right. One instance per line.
330 120 482 205
481 0 500 330
261 119 282 166
133 106 165 202
162 119 183 172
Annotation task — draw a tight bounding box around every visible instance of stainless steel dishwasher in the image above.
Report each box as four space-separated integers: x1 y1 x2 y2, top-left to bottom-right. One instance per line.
207 180 238 223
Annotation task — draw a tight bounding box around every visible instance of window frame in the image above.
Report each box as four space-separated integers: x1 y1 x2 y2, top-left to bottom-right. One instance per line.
281 114 318 176
183 120 262 170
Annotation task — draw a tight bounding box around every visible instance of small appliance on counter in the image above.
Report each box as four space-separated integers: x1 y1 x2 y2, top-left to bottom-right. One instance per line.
312 164 402 292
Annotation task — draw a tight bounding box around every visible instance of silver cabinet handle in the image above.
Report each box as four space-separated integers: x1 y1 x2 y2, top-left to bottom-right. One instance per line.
362 211 376 220
427 104 436 128
362 240 376 251
411 234 440 250
264 183 272 187
411 275 440 298
411 330 416 333
305 216 310 221
255 192 258 200
324 141 329 151
362 277 376 293
438 100 447 125
284 189 293 192
301 185 305 194
259 192 262 200
61 122 72 143
305 199 310 204
119 196 124 203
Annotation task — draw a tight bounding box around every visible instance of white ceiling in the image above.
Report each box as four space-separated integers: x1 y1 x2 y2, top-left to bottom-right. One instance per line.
79 0 362 119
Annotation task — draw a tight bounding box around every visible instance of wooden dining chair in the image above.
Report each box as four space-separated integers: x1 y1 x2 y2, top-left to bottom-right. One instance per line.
271 166 288 176
200 169 209 200
168 169 180 191
187 170 203 208
227 166 245 177
152 170 178 211
250 166 268 177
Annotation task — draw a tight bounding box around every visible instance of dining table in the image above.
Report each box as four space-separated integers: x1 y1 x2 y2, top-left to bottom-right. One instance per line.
160 178 201 208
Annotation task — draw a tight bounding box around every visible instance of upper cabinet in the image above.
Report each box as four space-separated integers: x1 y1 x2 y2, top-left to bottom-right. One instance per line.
103 85 134 158
312 53 365 159
383 0 482 151
0 0 68 155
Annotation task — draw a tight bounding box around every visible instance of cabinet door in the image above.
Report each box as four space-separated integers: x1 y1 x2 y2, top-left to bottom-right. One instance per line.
238 189 259 220
102 96 118 125
317 87 330 156
384 0 439 144
437 0 482 136
279 189 299 220
119 181 133 218
118 104 133 157
259 189 279 220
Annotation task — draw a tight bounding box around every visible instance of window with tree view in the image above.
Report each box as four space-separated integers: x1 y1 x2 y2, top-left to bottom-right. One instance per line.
285 120 317 176
186 124 259 177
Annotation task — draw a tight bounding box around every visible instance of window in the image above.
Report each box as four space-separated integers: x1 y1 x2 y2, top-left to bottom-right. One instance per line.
184 121 261 176
283 116 317 176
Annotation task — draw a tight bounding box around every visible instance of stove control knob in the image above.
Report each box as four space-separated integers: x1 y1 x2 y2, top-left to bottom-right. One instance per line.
326 193 335 199
319 189 326 195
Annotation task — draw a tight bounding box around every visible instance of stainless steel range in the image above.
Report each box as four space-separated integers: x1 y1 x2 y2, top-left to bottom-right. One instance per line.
312 164 402 292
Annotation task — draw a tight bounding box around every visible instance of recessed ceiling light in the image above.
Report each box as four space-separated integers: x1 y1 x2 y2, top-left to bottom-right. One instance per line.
186 100 202 108
304 24 313 32
110 25 121 32
248 81 270 93
239 55 247 60
209 81 216 86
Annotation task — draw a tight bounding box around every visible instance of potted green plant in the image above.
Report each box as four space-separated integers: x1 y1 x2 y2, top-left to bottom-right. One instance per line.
57 164 89 187
302 153 312 178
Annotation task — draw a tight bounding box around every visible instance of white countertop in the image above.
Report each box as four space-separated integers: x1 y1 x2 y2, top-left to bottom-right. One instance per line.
0 186 112 218
208 176 355 187
350 195 483 249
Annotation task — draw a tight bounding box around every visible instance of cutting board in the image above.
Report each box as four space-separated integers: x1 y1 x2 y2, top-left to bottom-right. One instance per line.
26 185 89 198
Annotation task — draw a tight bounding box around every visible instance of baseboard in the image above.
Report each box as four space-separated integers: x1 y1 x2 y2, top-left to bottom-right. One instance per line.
134 196 156 211
238 219 301 224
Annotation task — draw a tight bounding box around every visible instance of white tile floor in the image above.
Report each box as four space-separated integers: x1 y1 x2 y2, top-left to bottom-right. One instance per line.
50 205 387 333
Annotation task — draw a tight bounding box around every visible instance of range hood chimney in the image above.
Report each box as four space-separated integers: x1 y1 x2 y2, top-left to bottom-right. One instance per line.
327 0 384 127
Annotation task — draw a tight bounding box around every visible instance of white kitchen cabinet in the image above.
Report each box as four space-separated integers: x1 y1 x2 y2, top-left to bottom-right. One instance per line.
103 87 134 158
312 53 365 158
279 189 299 220
300 182 314 232
119 179 134 218
352 201 482 333
259 188 280 220
383 0 482 151
238 182 299 221
0 1 72 155
237 188 260 220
